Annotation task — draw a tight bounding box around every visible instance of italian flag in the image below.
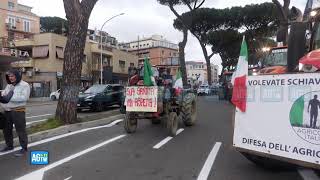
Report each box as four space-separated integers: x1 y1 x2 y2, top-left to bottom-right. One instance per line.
174 69 183 95
174 69 183 89
231 36 248 112
143 57 154 86
290 96 310 127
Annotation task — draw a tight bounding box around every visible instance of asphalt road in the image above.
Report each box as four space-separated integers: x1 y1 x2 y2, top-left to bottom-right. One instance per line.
26 102 57 124
25 101 119 125
0 97 317 180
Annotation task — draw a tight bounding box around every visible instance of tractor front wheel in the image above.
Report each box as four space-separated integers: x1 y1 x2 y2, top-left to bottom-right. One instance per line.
167 112 178 137
124 112 137 133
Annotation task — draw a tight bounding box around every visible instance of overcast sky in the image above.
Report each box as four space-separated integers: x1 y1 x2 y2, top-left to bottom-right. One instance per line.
19 0 307 73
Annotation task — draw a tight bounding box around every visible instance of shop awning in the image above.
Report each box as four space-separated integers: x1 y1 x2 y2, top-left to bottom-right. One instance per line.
56 47 64 59
32 45 49 58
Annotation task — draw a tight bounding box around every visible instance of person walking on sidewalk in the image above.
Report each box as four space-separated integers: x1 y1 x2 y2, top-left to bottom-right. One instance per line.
0 69 30 157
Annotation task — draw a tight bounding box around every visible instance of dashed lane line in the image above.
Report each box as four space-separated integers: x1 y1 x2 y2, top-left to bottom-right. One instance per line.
153 128 184 149
15 135 126 180
197 142 222 180
64 176 72 180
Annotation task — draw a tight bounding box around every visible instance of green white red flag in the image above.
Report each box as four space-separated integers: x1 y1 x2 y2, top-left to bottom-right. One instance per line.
231 36 248 112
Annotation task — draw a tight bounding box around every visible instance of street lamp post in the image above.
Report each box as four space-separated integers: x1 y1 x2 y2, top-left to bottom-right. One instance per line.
100 13 125 84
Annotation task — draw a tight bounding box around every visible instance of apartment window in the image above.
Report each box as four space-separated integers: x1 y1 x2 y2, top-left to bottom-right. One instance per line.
8 17 15 28
8 2 14 10
23 20 31 32
82 54 87 63
119 60 125 68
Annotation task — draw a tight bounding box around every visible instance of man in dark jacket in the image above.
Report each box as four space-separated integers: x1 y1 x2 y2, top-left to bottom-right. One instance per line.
0 69 30 156
308 95 320 128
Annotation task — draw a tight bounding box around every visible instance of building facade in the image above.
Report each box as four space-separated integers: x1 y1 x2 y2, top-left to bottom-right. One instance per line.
121 34 180 76
0 0 39 90
0 0 40 44
11 33 138 97
87 29 118 48
186 61 219 85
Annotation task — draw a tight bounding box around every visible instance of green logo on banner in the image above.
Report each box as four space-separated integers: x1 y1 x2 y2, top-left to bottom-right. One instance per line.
290 91 320 145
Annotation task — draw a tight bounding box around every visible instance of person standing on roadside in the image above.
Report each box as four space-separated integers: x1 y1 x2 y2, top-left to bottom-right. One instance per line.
0 69 30 157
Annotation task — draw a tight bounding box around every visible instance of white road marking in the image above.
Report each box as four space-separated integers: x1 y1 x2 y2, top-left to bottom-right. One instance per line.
26 119 48 125
176 128 184 135
27 114 53 119
153 128 184 149
298 169 320 180
197 142 222 180
64 176 72 180
0 119 124 156
15 135 126 180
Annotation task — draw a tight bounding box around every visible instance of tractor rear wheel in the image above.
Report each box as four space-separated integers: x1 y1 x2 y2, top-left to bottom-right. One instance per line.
181 94 197 126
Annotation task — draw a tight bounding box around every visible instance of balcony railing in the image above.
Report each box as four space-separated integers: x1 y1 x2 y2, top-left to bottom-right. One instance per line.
98 44 113 52
160 57 179 66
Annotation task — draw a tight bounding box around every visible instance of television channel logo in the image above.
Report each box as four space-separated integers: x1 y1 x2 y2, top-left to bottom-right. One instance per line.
30 151 49 165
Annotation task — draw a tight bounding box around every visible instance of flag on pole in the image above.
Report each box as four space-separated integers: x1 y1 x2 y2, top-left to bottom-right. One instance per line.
143 57 153 86
174 69 183 89
231 36 248 112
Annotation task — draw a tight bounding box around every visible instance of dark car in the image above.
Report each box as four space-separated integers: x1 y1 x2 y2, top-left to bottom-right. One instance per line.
77 84 124 112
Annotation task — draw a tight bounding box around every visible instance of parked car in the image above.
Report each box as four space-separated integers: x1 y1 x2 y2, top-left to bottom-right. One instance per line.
209 85 220 95
50 89 60 100
197 85 210 96
77 84 124 112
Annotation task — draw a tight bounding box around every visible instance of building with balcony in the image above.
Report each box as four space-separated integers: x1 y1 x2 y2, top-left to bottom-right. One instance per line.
0 0 39 89
186 61 219 85
11 33 138 97
87 29 118 48
0 0 40 44
121 34 180 76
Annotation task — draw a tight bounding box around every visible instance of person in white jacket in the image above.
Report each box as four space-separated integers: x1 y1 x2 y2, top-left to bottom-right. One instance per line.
0 69 30 157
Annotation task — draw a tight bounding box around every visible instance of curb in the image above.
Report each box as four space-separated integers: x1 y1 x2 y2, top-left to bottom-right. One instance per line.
0 113 124 148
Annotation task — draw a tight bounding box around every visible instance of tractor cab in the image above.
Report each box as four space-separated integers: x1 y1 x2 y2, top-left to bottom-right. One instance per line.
259 46 288 75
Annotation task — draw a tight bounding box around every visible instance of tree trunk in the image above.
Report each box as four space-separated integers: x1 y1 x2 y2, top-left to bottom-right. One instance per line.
196 36 213 86
56 0 97 124
179 27 188 86
272 0 290 45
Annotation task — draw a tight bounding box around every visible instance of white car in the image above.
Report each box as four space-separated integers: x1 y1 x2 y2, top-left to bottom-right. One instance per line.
50 89 60 100
197 85 210 96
